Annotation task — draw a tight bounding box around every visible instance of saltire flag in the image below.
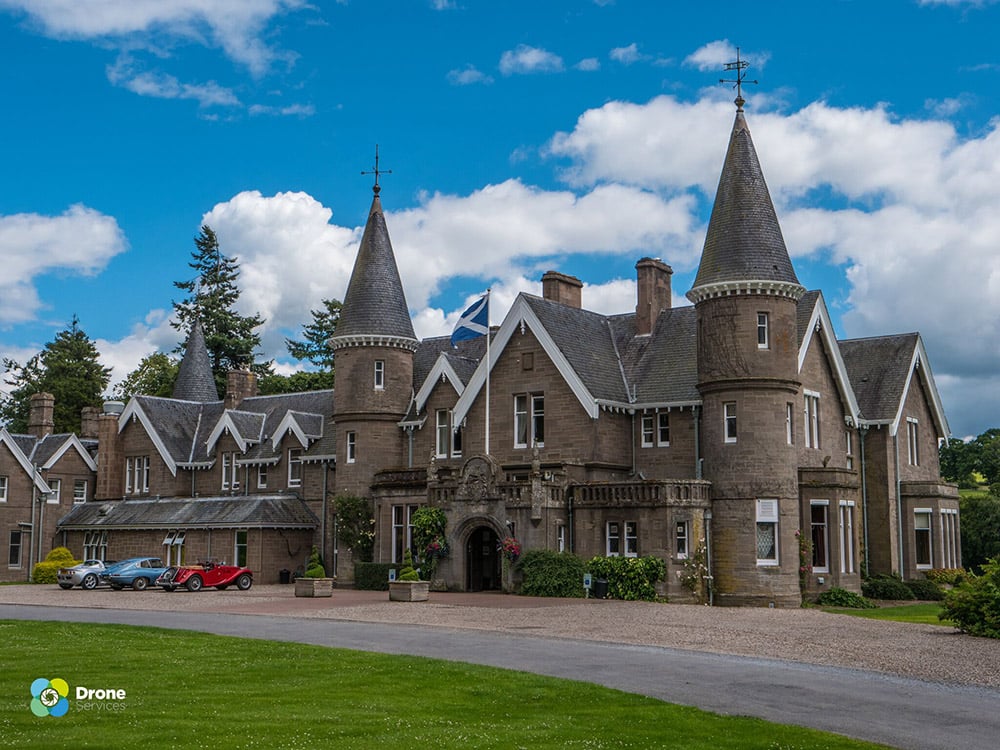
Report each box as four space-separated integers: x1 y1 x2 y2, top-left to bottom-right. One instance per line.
451 293 489 347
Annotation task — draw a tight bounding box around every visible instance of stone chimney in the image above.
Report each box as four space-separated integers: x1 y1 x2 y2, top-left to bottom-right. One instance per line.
28 392 55 438
635 257 673 335
225 370 258 410
541 271 583 309
80 406 100 439
95 401 124 500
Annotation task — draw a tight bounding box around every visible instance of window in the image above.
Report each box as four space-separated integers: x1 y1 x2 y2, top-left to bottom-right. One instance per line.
606 521 620 556
907 418 920 466
804 392 820 449
452 422 463 458
839 501 855 574
0 475 7 502
436 410 449 458
557 523 566 553
8 530 22 567
756 499 779 565
162 530 186 566
287 448 302 486
392 505 418 563
757 312 769 349
73 479 87 504
605 521 637 557
624 521 638 557
941 509 959 569
374 360 385 390
346 432 356 464
657 413 670 447
724 402 737 444
914 510 932 568
235 530 248 567
514 394 544 448
675 519 689 559
125 456 150 494
257 465 268 489
221 452 240 491
47 478 61 504
641 415 655 448
786 403 794 445
845 430 854 470
83 531 108 560
810 502 829 573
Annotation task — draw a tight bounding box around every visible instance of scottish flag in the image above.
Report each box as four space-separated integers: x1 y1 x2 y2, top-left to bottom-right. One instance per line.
451 293 489 347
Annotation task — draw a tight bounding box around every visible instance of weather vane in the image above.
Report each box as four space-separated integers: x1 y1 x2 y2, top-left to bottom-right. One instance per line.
720 47 757 111
361 144 392 194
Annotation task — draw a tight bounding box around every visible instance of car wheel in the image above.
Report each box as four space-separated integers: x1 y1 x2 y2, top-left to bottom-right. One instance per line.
58 583 73 590
185 575 203 592
235 574 252 591
132 577 148 591
216 584 228 590
82 574 98 590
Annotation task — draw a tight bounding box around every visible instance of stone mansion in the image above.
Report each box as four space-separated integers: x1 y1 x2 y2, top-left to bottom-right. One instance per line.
0 100 960 605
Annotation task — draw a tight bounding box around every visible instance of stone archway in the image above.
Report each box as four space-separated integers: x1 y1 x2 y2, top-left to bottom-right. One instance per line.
465 525 501 592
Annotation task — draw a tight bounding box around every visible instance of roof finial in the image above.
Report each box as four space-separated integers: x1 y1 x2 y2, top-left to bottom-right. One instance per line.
361 144 392 195
720 47 758 111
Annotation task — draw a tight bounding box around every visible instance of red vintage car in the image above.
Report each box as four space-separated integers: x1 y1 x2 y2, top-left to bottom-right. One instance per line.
155 562 253 592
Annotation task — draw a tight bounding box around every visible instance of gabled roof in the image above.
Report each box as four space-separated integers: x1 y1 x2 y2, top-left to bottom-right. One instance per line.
0 428 53 493
56 494 319 530
839 333 950 437
34 433 99 472
332 190 416 346
172 320 218 402
795 292 861 424
270 410 324 451
205 410 265 453
120 397 213 474
688 108 803 303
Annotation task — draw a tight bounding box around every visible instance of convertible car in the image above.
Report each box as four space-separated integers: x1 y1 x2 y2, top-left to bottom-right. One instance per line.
156 562 253 592
57 559 112 590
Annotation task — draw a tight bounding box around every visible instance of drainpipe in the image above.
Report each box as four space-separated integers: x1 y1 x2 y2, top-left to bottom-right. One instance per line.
406 426 414 468
704 508 714 606
859 425 870 578
567 488 575 554
29 474 37 582
321 460 330 575
629 410 636 475
894 432 904 578
694 406 702 479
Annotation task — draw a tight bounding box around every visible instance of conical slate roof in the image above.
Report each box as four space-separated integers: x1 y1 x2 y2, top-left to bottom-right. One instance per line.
172 320 219 402
332 189 416 346
688 108 801 299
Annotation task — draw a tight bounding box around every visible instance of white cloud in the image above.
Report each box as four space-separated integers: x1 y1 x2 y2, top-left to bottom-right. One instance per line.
0 205 127 324
684 40 736 71
499 45 564 76
447 65 494 86
609 43 643 65
248 102 315 117
576 58 600 72
107 54 240 108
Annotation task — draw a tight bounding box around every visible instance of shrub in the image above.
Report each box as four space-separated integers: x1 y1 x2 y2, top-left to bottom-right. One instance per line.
411 506 448 580
586 556 666 601
335 494 375 562
397 549 420 581
32 547 80 584
304 546 327 578
862 574 915 601
904 578 945 601
816 587 877 609
940 557 1000 638
925 568 967 586
517 550 586 598
354 562 393 590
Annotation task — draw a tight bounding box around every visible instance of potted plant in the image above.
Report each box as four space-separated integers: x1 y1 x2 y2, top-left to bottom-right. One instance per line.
388 548 430 602
295 546 334 598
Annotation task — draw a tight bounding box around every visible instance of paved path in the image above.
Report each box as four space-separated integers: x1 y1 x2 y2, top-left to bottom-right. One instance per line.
3 602 998 750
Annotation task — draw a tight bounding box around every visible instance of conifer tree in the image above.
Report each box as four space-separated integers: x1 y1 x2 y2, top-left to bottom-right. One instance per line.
172 225 271 395
112 352 179 401
285 298 341 371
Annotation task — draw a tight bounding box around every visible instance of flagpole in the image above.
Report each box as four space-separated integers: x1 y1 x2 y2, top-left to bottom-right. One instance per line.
485 289 491 456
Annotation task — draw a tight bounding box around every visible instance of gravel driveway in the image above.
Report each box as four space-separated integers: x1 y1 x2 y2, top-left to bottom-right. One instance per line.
4 583 999 689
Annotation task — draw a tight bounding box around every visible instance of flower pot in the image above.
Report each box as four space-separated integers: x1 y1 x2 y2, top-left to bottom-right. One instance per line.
389 580 430 602
295 577 334 598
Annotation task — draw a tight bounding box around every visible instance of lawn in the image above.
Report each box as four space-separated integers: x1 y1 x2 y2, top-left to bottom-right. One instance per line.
822 602 951 626
0 620 888 750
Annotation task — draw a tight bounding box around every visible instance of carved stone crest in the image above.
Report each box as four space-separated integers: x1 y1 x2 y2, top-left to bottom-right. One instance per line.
458 455 501 501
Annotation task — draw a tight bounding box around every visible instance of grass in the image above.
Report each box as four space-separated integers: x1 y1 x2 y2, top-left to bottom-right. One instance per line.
0 620 889 750
822 602 951 626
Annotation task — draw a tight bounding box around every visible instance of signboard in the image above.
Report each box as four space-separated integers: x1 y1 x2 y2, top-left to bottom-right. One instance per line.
583 573 592 589
388 569 397 582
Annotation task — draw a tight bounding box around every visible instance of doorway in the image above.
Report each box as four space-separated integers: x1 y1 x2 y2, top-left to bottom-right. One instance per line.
466 526 501 591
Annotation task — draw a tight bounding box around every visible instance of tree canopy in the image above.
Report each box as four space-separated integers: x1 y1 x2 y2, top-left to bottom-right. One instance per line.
285 298 340 371
111 352 179 401
940 428 1000 487
1 316 111 434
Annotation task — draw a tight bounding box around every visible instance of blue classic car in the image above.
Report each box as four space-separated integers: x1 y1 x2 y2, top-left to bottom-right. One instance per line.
102 557 169 591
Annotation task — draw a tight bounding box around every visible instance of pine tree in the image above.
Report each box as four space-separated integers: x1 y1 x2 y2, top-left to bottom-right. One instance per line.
0 316 111 434
172 225 271 395
285 298 341 371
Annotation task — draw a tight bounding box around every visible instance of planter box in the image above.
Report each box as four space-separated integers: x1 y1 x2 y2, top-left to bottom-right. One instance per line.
389 580 430 602
295 577 334 598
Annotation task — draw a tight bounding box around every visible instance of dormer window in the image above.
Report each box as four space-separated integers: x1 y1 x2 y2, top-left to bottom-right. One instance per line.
374 360 385 390
221 452 240 491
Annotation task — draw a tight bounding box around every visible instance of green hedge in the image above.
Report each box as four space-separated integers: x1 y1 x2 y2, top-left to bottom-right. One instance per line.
940 556 1000 638
517 550 586 598
586 556 666 601
354 562 393 590
815 587 876 609
904 578 945 601
861 574 915 601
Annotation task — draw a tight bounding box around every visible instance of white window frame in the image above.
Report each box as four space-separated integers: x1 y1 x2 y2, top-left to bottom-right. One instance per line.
640 414 655 448
257 464 268 489
392 504 418 563
0 475 7 502
845 430 854 470
804 391 820 449
8 530 23 568
47 478 61 504
914 508 933 569
346 431 356 464
907 418 920 466
786 403 794 445
624 521 638 557
221 452 240 491
235 530 248 567
162 530 186 566
435 409 449 459
374 359 385 390
675 519 689 560
724 402 737 444
941 509 959 569
514 393 544 448
606 521 621 557
73 479 87 504
755 498 779 566
657 412 670 447
757 311 769 349
810 500 829 573
839 501 855 574
126 456 150 495
451 420 463 458
287 448 303 487
83 531 108 560
557 523 566 553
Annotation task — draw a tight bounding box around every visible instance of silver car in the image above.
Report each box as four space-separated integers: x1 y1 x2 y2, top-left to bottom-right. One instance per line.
57 559 110 590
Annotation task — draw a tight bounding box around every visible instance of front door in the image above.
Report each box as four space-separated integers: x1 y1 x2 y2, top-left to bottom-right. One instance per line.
466 526 501 591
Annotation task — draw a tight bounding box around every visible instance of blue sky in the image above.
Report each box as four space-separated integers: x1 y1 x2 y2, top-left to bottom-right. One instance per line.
0 0 998 439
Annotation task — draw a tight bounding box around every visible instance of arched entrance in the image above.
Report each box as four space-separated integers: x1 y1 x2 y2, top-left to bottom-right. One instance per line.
466 525 501 591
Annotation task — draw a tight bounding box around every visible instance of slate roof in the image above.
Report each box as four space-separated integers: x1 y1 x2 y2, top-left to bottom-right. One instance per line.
56 494 319 530
622 307 700 405
173 320 219 402
332 191 416 342
414 335 486 389
839 333 919 423
691 109 800 292
796 290 822 346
